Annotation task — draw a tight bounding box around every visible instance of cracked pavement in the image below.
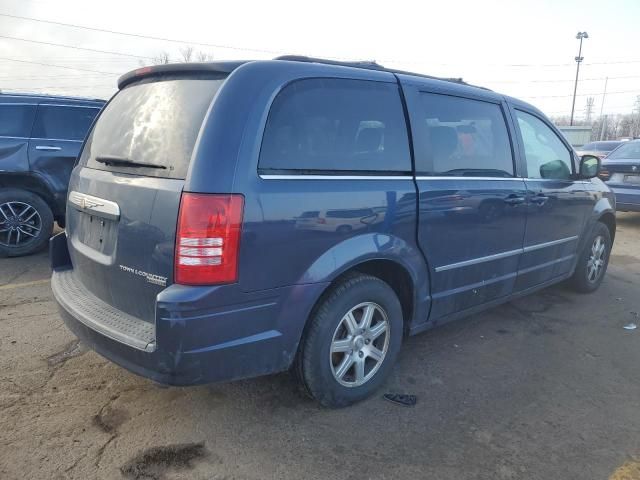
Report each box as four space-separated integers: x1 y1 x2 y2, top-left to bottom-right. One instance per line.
1 215 639 479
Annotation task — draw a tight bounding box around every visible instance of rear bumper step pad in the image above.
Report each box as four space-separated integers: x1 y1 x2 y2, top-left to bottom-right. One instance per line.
52 269 156 352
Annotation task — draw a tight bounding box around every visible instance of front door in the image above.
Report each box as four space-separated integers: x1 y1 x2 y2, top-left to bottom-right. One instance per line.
511 108 594 291
402 83 528 321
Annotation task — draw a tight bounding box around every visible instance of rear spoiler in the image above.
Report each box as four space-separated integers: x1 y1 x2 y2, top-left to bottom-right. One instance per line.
117 61 247 89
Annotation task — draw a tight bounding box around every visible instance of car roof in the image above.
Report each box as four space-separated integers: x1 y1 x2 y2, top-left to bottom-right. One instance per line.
0 92 105 106
117 55 546 115
118 56 481 90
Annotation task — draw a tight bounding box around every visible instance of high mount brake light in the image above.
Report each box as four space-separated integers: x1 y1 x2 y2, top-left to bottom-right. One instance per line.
175 193 244 285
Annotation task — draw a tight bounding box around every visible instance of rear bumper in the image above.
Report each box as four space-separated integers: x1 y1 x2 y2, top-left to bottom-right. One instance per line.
608 184 640 211
50 233 328 386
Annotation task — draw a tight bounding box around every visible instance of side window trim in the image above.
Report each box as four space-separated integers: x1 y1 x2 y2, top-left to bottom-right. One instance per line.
512 107 576 179
404 87 516 177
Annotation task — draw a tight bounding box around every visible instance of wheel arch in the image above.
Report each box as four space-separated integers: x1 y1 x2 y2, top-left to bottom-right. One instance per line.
0 173 60 220
597 210 616 243
297 233 430 336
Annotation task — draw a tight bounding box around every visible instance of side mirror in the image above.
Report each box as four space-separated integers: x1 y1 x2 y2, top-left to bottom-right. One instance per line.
579 155 601 179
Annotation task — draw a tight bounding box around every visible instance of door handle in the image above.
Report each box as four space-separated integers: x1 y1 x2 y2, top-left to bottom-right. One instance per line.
504 195 526 205
35 145 62 151
530 194 549 205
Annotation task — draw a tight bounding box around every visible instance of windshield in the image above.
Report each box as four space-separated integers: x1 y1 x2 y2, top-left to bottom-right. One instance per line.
80 74 227 179
607 142 640 160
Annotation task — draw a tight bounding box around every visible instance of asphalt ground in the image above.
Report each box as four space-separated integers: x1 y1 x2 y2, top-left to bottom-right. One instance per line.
1 215 639 480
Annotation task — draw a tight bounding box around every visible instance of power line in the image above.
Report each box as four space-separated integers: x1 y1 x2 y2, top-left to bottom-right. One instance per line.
0 12 283 55
0 57 120 75
480 74 640 84
5 12 640 69
523 89 639 99
0 34 153 59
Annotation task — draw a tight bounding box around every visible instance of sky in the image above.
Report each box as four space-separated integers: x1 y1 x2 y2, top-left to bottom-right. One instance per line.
0 0 638 121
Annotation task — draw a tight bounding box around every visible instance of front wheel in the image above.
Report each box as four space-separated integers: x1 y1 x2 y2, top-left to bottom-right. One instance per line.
569 222 612 293
295 274 403 408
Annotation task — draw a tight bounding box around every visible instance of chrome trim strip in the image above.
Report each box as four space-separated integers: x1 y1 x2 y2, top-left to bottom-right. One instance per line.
39 104 102 109
434 248 522 273
523 178 574 183
259 174 413 180
432 271 518 298
435 236 579 272
0 135 29 140
35 145 62 151
30 137 83 143
523 236 578 253
517 254 575 275
68 191 120 221
415 176 520 181
0 103 38 106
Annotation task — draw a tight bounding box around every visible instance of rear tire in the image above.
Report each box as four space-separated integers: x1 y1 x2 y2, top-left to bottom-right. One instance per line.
295 273 403 408
0 188 54 257
569 222 611 293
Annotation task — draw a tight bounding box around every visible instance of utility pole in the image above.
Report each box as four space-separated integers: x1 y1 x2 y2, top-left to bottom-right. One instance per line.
599 115 608 141
599 77 608 140
634 96 640 139
570 31 589 126
585 97 595 123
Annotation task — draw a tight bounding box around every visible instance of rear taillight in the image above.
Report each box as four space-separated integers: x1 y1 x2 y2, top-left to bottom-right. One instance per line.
175 193 244 285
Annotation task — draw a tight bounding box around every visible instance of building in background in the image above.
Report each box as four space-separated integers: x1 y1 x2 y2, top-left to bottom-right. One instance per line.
557 125 593 148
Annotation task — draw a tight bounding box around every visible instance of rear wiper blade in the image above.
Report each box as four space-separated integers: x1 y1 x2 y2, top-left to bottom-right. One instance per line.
95 155 167 169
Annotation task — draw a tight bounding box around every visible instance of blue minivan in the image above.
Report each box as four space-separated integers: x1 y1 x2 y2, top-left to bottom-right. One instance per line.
0 93 104 256
51 57 615 407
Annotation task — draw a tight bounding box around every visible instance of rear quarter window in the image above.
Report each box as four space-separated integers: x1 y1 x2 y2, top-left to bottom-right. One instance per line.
33 105 100 141
259 78 411 174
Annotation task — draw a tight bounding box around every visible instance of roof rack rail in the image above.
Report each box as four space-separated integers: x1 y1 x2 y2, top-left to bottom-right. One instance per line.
274 55 484 89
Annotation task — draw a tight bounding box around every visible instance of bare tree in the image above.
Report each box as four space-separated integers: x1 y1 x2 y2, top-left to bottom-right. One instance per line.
196 51 215 62
633 95 640 138
151 51 171 65
180 46 194 63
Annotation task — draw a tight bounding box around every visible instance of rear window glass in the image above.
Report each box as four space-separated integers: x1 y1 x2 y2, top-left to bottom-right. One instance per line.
81 75 226 179
0 104 36 137
259 78 411 174
33 105 100 141
607 142 640 160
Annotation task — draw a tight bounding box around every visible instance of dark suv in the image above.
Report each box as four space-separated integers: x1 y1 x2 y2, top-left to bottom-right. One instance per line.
0 93 104 256
51 58 615 407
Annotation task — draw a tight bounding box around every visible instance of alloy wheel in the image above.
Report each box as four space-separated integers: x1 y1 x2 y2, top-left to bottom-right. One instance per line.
586 235 606 283
0 201 42 247
330 302 390 388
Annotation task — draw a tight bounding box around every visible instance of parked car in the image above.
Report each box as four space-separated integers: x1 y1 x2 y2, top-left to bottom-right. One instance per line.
600 139 640 212
576 140 624 159
0 93 104 256
50 57 615 407
295 208 382 233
